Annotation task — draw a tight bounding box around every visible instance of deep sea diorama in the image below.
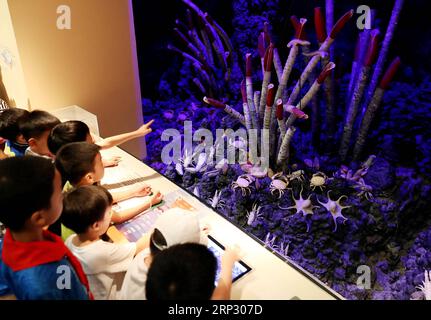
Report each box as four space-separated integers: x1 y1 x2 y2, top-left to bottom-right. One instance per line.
133 0 431 300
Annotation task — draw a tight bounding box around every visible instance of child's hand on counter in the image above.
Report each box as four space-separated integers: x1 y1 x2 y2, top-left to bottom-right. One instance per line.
149 191 163 206
102 156 122 167
133 184 152 197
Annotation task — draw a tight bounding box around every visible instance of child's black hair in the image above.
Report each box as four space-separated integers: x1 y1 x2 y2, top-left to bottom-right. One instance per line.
55 142 101 186
20 110 61 141
61 185 113 234
146 243 217 300
48 120 91 155
0 108 30 141
0 156 56 231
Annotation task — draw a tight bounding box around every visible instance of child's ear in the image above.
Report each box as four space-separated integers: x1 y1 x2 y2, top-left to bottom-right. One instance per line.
28 138 37 149
91 221 100 232
83 173 94 184
30 211 49 228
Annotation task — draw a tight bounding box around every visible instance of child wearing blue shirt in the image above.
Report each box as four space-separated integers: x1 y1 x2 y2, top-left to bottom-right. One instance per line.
0 156 92 300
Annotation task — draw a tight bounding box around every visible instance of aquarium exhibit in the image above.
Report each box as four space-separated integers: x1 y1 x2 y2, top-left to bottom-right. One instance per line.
133 0 431 300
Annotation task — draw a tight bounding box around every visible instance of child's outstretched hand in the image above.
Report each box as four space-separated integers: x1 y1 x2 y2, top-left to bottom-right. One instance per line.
103 156 122 167
149 191 163 206
133 184 152 197
221 244 242 268
135 120 155 137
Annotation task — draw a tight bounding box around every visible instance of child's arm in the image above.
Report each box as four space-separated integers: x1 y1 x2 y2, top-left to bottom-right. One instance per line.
110 191 163 224
211 245 241 300
110 184 152 203
95 120 154 150
134 231 152 255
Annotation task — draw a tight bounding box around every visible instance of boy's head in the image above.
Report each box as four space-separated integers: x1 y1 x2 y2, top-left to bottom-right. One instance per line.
61 185 113 236
55 142 104 186
149 208 203 256
20 110 60 157
48 120 92 155
146 243 217 300
0 156 63 231
0 108 30 143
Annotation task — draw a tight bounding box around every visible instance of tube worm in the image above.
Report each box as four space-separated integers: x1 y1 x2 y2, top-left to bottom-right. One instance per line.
314 8 327 44
246 54 258 130
276 99 287 141
314 6 335 138
263 84 275 130
203 97 246 125
277 126 296 166
254 91 261 121
278 39 310 108
347 35 362 102
339 29 380 161
241 79 258 164
168 44 206 71
185 10 211 67
191 62 218 97
364 0 404 108
262 21 282 82
204 19 227 71
193 78 206 94
258 44 274 121
196 16 213 68
182 1 216 67
204 13 234 68
174 28 205 64
291 16 308 41
285 62 335 127
273 47 283 83
353 57 401 160
175 18 189 34
191 62 211 87
258 32 267 74
287 10 354 106
241 79 253 131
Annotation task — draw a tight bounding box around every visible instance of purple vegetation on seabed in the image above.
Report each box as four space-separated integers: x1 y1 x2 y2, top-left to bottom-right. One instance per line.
141 0 431 300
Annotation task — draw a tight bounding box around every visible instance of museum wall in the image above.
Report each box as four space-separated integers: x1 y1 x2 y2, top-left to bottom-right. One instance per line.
6 0 146 158
0 0 29 108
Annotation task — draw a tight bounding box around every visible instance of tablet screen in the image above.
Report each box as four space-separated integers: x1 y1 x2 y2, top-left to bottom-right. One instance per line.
207 235 251 284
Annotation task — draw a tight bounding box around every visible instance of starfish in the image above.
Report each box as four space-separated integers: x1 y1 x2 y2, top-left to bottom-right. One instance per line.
280 188 319 232
318 190 351 232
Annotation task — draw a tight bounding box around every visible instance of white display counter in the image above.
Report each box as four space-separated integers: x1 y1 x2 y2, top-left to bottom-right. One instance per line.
100 146 344 300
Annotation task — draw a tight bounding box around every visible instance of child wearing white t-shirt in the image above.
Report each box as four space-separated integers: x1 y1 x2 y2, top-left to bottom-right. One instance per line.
62 185 150 300
120 208 209 300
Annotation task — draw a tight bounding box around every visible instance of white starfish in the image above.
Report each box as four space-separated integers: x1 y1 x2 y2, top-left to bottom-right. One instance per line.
280 187 318 218
318 190 351 232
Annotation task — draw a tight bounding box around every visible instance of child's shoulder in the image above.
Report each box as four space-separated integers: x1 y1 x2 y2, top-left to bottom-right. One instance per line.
1 256 88 300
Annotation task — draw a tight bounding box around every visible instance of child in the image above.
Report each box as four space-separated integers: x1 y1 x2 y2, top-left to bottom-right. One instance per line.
19 110 61 159
48 119 154 167
145 243 241 300
120 207 210 300
55 142 162 239
0 108 29 157
0 100 9 159
62 185 150 300
0 157 91 300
